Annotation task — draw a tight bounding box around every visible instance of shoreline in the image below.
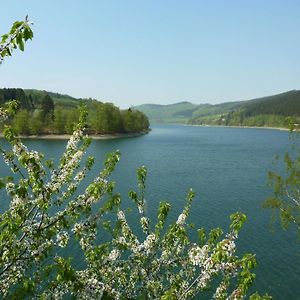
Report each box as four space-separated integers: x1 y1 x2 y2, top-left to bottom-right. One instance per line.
183 124 290 131
0 130 150 140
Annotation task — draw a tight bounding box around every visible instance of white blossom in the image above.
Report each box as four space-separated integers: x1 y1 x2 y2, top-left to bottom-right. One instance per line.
117 210 126 221
5 182 15 195
108 249 120 261
138 204 143 214
176 213 187 225
189 245 208 266
221 238 236 256
140 216 149 232
72 222 84 235
137 233 157 255
57 231 69 248
74 170 84 182
213 281 227 299
12 143 28 156
10 194 24 208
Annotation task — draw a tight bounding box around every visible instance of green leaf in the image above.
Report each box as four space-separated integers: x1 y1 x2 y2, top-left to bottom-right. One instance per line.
17 37 25 51
230 212 247 233
23 27 33 41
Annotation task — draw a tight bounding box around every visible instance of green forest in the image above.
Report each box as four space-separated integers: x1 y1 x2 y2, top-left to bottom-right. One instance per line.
0 88 150 135
188 91 300 127
136 90 300 128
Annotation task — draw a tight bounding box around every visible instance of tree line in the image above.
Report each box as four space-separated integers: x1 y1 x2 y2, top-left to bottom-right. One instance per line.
187 90 300 128
0 88 150 135
189 111 298 128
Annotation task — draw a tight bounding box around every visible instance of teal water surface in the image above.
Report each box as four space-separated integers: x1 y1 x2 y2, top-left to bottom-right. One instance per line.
1 124 299 298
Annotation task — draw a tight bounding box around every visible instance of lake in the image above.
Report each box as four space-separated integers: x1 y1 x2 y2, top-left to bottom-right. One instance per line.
1 124 299 298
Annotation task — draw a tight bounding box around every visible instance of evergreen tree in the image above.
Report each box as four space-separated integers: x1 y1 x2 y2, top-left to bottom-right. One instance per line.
41 93 54 120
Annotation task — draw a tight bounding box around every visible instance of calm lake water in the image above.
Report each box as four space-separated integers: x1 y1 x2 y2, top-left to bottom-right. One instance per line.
1 124 299 298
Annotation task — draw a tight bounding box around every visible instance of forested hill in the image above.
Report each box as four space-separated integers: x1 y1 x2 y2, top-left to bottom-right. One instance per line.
135 90 300 128
133 102 200 123
0 88 149 135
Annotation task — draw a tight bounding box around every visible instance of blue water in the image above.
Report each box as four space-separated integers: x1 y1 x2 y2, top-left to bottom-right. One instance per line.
1 124 299 298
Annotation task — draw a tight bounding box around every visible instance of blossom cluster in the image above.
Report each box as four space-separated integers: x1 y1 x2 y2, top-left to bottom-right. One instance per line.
0 105 261 299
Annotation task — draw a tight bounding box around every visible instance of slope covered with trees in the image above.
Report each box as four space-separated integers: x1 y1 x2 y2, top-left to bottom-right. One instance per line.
134 102 200 123
136 90 300 128
189 90 300 127
135 101 248 124
0 88 150 135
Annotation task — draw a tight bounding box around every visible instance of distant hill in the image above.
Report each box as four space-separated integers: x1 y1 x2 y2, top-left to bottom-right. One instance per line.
135 90 300 128
134 102 201 123
135 100 249 124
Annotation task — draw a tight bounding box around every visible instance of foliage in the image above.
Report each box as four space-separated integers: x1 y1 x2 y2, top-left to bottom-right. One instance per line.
134 102 200 124
0 88 32 110
0 88 150 136
121 109 150 133
241 91 300 118
0 16 33 64
263 130 300 236
24 89 80 109
0 103 265 299
40 93 55 121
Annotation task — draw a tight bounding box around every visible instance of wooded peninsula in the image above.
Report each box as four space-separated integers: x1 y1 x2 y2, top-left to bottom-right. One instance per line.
0 88 150 136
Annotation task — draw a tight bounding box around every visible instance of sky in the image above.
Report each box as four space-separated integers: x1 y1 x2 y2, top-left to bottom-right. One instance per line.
0 0 299 108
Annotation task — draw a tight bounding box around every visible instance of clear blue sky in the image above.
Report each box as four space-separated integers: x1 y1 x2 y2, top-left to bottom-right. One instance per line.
0 0 299 108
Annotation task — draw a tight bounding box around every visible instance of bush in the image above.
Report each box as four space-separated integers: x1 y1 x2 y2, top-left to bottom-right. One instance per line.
0 103 262 299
